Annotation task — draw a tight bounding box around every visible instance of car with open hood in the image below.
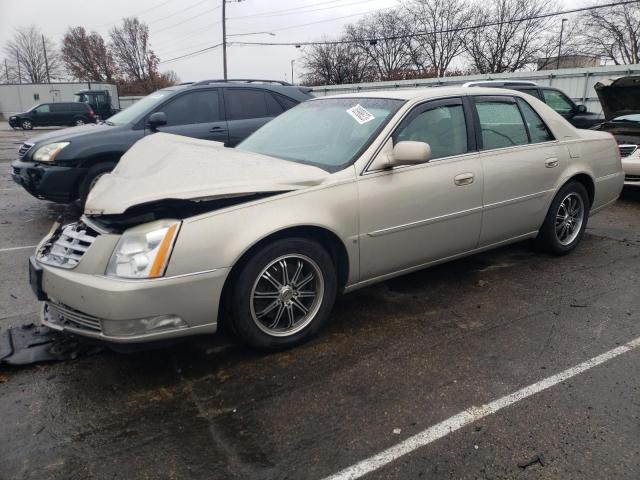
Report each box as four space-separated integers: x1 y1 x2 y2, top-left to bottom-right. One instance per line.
29 87 624 351
592 75 640 186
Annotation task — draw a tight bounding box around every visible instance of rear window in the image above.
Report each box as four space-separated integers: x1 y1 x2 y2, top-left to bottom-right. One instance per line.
516 98 554 143
225 89 277 120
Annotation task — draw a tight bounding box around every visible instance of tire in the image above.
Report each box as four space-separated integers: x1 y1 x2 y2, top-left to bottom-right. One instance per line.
78 163 115 207
73 118 86 126
21 119 33 130
227 237 337 351
535 181 590 255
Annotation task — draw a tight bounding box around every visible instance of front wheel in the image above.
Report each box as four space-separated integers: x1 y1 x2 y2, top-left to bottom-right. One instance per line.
21 119 33 130
78 163 115 208
535 181 590 255
227 237 337 351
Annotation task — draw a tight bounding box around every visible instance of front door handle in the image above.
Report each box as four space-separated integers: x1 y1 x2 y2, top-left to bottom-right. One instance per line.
209 126 227 133
454 173 474 186
545 157 559 168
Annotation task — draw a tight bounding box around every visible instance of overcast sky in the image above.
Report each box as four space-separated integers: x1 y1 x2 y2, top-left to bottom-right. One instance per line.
1 0 588 84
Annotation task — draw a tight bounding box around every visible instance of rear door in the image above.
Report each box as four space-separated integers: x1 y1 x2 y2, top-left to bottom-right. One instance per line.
473 95 563 246
32 104 54 126
223 88 286 146
154 89 228 143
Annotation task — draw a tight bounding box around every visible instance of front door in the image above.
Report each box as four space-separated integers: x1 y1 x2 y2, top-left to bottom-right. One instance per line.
358 98 483 281
153 89 229 144
473 95 564 246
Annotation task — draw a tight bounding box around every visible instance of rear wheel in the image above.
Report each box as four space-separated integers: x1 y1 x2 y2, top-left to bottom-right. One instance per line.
227 237 337 351
21 119 33 130
74 117 86 126
78 163 115 207
535 181 590 255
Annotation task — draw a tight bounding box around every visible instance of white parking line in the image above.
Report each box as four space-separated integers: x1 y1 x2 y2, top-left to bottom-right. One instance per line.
0 245 36 253
323 335 640 480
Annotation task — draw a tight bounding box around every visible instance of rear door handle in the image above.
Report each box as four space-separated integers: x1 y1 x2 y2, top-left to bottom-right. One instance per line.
209 126 227 132
454 173 474 186
545 157 559 168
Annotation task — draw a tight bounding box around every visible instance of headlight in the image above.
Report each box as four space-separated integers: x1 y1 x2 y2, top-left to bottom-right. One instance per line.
33 142 70 162
106 220 181 279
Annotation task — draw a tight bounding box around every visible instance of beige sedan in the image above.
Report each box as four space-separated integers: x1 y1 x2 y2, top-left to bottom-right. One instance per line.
31 87 624 350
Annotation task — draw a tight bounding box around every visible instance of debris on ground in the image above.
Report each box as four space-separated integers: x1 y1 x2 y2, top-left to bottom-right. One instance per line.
518 454 545 469
0 322 104 366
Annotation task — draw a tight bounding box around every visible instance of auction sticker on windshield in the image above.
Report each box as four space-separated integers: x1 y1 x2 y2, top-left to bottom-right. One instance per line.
347 104 376 124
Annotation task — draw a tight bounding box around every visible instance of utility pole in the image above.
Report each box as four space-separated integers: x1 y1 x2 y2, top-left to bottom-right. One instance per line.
42 35 51 83
16 52 22 84
556 18 567 70
291 59 295 85
222 0 227 80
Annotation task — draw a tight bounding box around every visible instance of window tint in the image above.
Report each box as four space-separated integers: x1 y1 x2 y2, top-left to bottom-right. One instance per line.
542 89 574 115
274 93 298 110
265 92 285 116
34 104 50 113
395 103 468 160
226 89 270 120
161 90 220 126
517 88 542 100
516 98 554 143
476 100 529 150
50 104 65 112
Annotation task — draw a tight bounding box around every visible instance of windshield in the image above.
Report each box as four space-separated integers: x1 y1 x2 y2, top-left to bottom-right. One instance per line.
107 90 173 125
237 97 404 171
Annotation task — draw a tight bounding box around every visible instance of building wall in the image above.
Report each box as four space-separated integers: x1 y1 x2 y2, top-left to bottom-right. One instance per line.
0 82 119 119
310 64 640 115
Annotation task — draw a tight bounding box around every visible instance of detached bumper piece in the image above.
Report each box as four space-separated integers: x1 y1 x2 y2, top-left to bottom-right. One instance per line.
10 159 86 203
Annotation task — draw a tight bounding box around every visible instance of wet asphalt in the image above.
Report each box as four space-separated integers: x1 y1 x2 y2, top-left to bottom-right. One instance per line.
1 123 639 479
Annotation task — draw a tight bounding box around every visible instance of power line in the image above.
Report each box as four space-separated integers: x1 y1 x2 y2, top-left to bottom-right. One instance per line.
228 0 360 19
230 0 377 19
152 6 222 34
230 0 640 47
91 0 177 28
159 43 223 64
146 0 212 25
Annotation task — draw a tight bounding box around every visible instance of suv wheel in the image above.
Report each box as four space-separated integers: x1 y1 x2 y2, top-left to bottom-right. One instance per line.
21 119 33 130
78 163 115 207
74 118 86 126
228 237 337 351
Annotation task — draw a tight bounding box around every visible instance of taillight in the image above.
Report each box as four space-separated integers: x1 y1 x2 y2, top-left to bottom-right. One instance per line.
88 110 95 118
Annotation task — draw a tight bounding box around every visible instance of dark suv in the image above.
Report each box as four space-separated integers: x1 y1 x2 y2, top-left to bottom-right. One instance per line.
9 102 96 130
11 80 312 205
463 81 603 128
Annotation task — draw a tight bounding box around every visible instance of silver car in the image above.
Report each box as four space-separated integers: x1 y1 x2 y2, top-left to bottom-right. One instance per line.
31 87 624 350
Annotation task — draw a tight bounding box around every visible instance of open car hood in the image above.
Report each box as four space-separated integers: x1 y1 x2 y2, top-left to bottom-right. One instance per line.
594 76 640 120
85 133 330 215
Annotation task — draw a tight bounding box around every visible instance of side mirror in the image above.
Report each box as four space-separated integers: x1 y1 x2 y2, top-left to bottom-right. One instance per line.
576 104 587 114
388 141 431 167
32 110 38 114
148 111 167 131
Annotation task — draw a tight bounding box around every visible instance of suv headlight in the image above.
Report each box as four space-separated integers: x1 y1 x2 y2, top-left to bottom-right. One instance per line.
106 220 181 279
33 142 70 162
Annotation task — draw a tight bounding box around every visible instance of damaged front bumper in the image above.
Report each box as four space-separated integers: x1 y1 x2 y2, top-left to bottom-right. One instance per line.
38 262 229 344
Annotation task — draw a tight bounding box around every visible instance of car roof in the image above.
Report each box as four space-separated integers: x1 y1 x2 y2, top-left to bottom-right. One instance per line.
462 80 538 87
161 80 313 101
317 86 533 101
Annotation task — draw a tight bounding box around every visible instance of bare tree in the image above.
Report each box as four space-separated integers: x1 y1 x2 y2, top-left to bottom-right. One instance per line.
345 10 414 81
62 27 116 82
535 17 582 70
302 39 374 85
110 17 159 91
402 0 474 77
4 25 63 83
466 0 556 74
580 1 640 65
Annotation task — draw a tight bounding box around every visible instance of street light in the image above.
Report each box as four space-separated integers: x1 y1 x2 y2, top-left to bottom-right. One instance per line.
557 18 568 70
227 32 276 38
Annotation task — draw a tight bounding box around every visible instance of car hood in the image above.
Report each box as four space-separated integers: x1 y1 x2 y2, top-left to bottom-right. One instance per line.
594 76 640 120
25 123 122 145
85 133 330 215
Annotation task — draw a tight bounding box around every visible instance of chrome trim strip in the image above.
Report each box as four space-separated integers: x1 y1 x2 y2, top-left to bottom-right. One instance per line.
483 190 552 211
367 206 483 237
96 268 219 283
80 215 114 235
595 171 624 183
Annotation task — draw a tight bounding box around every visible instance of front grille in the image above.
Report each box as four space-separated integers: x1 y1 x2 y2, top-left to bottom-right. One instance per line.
619 144 638 158
625 174 640 182
37 221 98 269
18 142 34 158
45 301 102 333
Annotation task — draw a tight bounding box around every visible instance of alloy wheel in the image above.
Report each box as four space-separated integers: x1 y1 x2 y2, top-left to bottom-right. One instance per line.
75 119 85 126
250 254 324 337
555 192 584 246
